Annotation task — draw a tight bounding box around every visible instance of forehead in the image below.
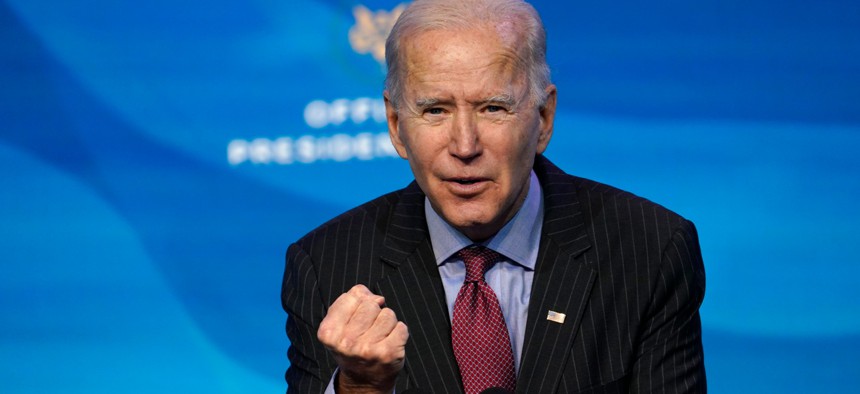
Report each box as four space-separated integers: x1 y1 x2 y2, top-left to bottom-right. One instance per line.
400 26 526 96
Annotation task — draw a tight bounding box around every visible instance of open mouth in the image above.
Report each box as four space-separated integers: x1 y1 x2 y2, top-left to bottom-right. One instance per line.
445 177 488 196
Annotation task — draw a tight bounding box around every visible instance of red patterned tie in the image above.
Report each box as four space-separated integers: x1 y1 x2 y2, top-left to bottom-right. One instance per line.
452 246 517 394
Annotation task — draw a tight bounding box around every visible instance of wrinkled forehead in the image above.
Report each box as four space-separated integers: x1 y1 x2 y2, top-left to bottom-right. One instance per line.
402 21 525 64
401 25 527 79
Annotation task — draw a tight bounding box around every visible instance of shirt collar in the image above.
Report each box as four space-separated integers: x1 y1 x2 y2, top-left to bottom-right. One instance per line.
425 170 544 270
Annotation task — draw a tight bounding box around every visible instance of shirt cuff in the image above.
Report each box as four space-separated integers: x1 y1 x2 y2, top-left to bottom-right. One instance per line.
324 368 337 394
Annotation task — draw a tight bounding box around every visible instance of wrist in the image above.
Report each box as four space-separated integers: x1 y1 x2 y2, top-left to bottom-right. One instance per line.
336 369 395 394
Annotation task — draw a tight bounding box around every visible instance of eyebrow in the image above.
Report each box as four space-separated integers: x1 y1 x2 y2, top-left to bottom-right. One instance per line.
413 94 518 109
414 97 440 109
480 94 517 107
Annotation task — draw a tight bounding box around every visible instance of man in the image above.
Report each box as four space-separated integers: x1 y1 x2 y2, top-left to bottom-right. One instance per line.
282 0 706 393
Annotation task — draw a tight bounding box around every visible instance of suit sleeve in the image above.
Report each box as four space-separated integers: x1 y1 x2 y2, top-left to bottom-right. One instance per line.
281 242 337 394
629 219 707 393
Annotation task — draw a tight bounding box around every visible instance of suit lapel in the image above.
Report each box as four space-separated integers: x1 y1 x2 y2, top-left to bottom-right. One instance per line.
375 182 464 393
517 157 596 393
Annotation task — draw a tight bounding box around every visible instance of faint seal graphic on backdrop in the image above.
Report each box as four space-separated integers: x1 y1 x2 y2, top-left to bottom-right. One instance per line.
349 3 407 64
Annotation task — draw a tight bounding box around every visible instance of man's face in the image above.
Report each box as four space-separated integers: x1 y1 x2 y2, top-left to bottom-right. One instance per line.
386 26 556 241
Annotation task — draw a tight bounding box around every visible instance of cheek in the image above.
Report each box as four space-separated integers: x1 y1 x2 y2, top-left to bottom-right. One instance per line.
495 126 538 160
408 128 449 158
401 133 444 176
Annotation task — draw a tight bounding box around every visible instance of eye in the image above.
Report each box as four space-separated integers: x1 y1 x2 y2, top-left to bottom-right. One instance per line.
486 105 505 113
426 107 444 115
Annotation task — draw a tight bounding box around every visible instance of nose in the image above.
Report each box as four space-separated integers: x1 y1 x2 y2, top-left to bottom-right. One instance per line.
448 112 481 160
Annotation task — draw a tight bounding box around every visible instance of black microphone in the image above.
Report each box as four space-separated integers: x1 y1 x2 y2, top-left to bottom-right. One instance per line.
480 388 513 394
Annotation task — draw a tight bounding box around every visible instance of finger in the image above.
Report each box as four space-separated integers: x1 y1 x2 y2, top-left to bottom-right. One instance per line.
318 289 366 345
347 284 386 308
348 284 373 297
376 321 409 363
390 321 409 346
343 297 384 339
341 285 385 331
359 307 399 344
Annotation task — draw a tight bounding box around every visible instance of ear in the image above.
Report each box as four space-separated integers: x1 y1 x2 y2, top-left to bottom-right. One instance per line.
384 91 409 159
535 84 557 154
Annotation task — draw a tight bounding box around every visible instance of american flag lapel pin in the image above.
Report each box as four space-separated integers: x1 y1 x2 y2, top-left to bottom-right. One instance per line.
546 310 566 324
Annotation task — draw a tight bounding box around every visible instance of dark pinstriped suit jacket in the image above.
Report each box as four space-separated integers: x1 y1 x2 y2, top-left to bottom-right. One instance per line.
282 156 706 393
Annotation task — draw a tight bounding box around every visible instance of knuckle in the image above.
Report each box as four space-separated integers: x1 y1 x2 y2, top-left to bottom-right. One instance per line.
381 347 404 364
379 307 396 320
355 308 373 322
396 322 409 336
357 344 376 360
317 329 329 343
335 290 353 302
350 284 369 295
358 297 377 310
337 337 354 352
317 325 333 343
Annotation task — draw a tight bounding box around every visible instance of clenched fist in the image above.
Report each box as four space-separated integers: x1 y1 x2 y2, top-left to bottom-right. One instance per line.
318 284 409 394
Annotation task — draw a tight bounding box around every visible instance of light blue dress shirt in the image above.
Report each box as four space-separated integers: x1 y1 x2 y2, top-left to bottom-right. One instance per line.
425 170 544 374
325 171 543 392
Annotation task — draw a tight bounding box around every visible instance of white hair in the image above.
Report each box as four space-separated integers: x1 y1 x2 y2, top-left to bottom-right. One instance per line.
384 0 551 110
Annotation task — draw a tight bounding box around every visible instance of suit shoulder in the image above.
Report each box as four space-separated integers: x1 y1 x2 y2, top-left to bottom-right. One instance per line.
537 156 688 227
567 174 690 228
537 156 694 245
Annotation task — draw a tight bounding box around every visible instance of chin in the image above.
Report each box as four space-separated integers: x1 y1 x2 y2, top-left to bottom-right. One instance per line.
430 192 506 236
442 212 485 229
441 208 498 240
440 201 488 223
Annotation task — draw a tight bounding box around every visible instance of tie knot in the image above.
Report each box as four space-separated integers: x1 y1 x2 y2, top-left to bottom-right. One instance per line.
457 246 501 282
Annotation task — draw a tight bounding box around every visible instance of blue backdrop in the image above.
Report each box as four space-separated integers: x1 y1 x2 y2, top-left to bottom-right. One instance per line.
1 0 858 392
